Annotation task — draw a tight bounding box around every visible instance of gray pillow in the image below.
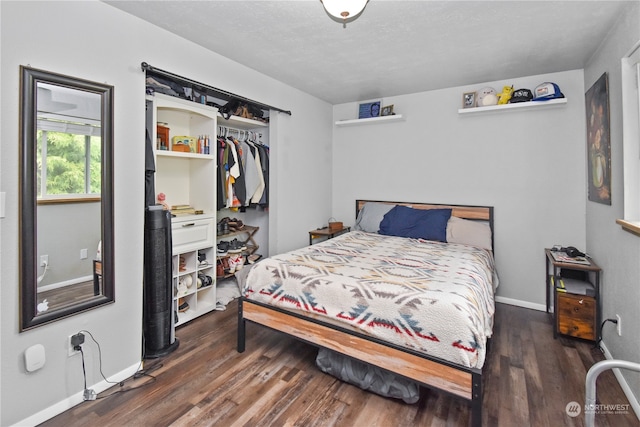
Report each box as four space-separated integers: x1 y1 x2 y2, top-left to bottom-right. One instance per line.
354 202 395 233
446 216 492 250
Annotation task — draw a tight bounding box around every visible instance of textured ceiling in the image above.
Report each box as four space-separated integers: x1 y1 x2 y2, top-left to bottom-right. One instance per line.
104 1 631 105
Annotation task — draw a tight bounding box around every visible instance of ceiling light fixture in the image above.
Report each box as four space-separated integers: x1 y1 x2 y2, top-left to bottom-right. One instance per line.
321 0 369 28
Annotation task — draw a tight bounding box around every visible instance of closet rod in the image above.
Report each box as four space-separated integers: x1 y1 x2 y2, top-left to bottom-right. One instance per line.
141 61 292 116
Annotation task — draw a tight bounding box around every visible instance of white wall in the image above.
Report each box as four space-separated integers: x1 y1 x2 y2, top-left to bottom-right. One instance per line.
0 1 332 425
583 1 640 411
37 203 101 287
332 70 587 308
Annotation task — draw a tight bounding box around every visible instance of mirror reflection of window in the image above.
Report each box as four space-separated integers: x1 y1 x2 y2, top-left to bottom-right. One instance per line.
36 131 101 198
36 83 101 200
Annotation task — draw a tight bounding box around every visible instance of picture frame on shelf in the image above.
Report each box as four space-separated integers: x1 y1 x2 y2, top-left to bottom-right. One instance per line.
462 91 476 109
358 99 382 119
381 104 395 116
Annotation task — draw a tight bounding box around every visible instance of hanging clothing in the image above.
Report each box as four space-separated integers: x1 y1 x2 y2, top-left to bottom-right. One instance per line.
240 140 260 206
257 144 269 206
216 129 269 210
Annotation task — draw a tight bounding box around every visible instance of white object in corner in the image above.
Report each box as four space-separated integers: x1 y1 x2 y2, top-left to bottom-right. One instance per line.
0 191 5 218
25 344 46 372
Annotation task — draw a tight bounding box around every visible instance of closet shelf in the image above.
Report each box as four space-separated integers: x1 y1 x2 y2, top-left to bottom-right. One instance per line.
335 114 405 127
219 113 269 129
458 98 567 114
152 93 218 120
157 150 214 160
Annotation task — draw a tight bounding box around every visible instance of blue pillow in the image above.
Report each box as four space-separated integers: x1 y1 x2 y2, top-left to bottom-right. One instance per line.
379 206 452 242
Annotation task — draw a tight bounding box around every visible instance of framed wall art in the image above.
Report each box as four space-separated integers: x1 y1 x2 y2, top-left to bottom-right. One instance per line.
381 104 394 116
358 99 381 119
585 72 611 205
462 91 476 109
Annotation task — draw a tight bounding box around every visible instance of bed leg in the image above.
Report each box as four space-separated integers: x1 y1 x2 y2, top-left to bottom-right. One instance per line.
237 299 246 353
470 371 482 427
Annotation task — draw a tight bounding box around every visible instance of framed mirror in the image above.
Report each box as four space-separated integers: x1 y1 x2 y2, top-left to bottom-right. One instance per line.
20 66 114 331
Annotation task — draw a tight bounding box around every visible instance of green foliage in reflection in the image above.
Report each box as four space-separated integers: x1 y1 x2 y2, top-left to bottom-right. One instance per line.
37 130 101 197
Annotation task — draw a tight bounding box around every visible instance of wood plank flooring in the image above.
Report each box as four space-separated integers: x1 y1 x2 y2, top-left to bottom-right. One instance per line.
38 281 97 312
39 302 637 427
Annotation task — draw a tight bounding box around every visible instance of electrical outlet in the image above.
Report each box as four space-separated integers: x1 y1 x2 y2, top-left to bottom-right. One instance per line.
616 314 622 336
80 248 88 259
40 255 49 267
68 334 82 356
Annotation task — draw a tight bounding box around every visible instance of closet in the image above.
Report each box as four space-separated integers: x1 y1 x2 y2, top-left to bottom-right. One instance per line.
215 119 270 285
145 88 272 326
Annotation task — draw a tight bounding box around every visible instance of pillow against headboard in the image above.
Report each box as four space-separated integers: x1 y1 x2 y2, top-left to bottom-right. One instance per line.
446 216 492 250
379 205 451 242
354 202 396 233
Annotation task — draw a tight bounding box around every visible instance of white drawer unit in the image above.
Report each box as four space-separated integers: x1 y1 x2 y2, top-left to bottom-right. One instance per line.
169 215 216 326
171 216 215 254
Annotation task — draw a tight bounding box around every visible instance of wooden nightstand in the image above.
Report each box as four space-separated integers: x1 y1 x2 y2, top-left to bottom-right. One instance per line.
545 248 601 342
309 226 351 245
93 260 102 296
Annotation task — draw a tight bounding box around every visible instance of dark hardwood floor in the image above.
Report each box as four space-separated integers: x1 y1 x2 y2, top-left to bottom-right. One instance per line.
39 302 637 427
38 281 97 312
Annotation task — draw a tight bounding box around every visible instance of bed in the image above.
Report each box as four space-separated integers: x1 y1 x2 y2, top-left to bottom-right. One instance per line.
237 200 496 427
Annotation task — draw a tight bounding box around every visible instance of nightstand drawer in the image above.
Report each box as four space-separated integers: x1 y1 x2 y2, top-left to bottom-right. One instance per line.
556 292 596 340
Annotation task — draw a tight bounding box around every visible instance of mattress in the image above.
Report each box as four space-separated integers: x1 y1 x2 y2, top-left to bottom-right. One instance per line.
243 231 496 369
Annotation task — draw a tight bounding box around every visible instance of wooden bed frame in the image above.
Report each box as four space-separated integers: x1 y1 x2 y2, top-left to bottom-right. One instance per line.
237 200 494 427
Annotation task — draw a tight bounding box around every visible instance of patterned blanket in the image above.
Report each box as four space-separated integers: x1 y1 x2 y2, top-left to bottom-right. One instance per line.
244 231 496 369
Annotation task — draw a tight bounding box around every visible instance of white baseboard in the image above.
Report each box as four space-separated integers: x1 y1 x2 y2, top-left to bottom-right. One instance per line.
12 362 140 427
495 295 546 312
39 275 93 292
598 342 640 422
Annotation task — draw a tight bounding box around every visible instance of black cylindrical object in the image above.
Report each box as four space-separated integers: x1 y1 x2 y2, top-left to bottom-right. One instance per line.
143 207 179 358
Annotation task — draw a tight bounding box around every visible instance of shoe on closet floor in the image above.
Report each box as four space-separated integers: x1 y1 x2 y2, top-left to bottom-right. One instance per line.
217 241 229 256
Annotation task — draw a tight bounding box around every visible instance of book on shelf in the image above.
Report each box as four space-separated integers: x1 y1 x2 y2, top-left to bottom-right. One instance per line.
172 210 197 216
550 250 590 265
170 205 196 216
554 276 595 296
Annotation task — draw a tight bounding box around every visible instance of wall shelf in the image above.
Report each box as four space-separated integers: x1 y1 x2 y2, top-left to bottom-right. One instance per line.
335 114 405 127
458 98 567 114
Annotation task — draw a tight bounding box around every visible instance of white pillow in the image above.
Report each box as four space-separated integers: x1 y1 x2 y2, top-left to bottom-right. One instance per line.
354 202 395 233
446 217 492 250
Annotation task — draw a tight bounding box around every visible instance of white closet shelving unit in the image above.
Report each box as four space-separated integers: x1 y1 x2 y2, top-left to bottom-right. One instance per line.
148 93 218 326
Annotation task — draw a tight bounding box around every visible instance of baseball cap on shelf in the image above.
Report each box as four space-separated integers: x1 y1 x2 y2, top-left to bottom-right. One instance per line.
533 82 564 101
508 88 533 103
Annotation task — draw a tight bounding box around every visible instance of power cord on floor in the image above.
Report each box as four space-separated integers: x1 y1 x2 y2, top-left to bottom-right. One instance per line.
75 330 162 401
593 318 618 352
78 347 96 401
78 330 120 386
